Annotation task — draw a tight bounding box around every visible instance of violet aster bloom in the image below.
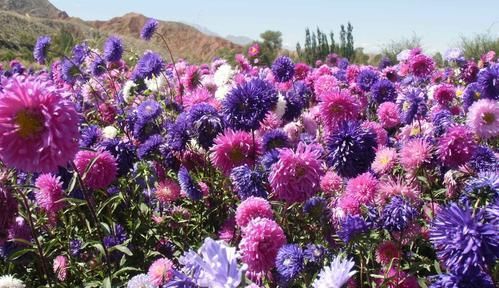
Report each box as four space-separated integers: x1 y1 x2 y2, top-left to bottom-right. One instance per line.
477 63 499 100
141 18 159 41
275 244 304 284
272 56 295 82
103 36 124 62
33 35 51 64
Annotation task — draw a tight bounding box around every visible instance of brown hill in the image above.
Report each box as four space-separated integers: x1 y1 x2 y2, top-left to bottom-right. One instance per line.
0 0 241 63
89 13 242 63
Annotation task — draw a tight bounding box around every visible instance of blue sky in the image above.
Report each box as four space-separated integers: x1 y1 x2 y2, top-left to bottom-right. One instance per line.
50 0 499 53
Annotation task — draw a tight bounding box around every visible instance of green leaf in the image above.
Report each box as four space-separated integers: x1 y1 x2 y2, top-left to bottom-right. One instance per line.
7 247 35 260
112 245 133 256
112 267 141 278
92 243 106 257
102 277 112 288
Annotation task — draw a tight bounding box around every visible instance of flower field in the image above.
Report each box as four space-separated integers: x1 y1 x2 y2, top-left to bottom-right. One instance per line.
0 18 498 288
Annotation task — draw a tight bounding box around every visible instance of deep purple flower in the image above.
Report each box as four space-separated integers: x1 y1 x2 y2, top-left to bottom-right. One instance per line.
33 35 51 64
477 64 499 100
461 171 499 206
429 203 499 276
178 166 202 201
72 43 89 65
430 271 495 288
141 18 159 41
138 134 164 160
432 109 453 136
275 244 304 283
338 214 368 243
468 146 499 172
188 103 224 150
462 82 482 112
166 112 190 152
61 58 81 84
326 121 377 178
230 165 268 199
132 51 165 80
262 129 289 152
90 57 106 77
222 78 277 131
70 239 82 257
398 88 427 124
103 36 124 62
137 100 162 122
79 125 102 148
370 79 397 103
283 81 310 121
272 56 295 82
357 69 379 91
381 196 418 232
304 244 328 264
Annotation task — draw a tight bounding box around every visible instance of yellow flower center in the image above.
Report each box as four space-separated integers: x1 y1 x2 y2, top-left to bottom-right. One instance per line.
474 92 481 100
410 126 421 136
482 112 495 125
15 109 45 139
380 155 390 165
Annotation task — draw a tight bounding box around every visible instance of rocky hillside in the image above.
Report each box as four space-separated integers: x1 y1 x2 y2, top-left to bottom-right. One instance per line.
0 0 241 63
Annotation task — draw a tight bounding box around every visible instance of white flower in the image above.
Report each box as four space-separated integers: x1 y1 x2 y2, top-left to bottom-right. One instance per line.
215 85 231 101
180 237 245 288
122 80 137 103
102 126 118 139
274 93 287 119
312 255 356 288
0 275 25 288
214 64 234 87
145 74 168 92
127 273 154 288
397 49 411 62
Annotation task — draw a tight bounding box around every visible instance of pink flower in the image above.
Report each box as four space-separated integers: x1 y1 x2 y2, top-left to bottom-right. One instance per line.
320 171 343 196
236 197 273 227
0 76 79 172
239 218 286 273
314 75 338 99
218 217 236 243
319 88 360 130
362 121 388 146
345 172 378 204
269 143 323 203
210 129 261 175
183 88 219 110
53 255 68 281
377 178 420 205
466 99 499 139
438 126 477 168
372 147 397 175
35 174 65 222
377 268 419 288
259 112 282 133
409 53 435 78
375 241 400 264
377 102 400 129
74 150 117 190
248 43 260 58
337 193 361 216
433 84 455 106
148 258 174 286
399 138 432 172
155 179 181 203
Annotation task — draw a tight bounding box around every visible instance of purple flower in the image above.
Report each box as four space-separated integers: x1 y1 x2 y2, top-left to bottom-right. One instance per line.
138 134 163 160
477 63 499 100
338 214 368 243
222 78 277 131
103 36 124 62
275 244 304 283
33 35 51 64
357 69 379 91
178 166 202 201
429 203 498 276
370 79 397 103
272 56 295 82
230 165 267 199
132 51 164 80
381 196 417 232
141 18 159 41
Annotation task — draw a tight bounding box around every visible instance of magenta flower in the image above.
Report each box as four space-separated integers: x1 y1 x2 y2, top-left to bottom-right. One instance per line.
319 88 360 130
0 76 79 172
235 197 273 227
155 179 181 203
74 150 117 190
35 173 65 222
269 143 323 204
377 102 400 129
399 138 432 172
147 258 174 286
466 99 499 139
438 126 477 168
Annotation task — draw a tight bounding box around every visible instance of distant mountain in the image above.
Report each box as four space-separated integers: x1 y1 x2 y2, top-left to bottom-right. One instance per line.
226 35 254 46
188 23 220 37
0 0 242 63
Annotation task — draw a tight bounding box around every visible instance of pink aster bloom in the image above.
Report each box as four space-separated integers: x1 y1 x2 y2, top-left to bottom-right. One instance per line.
319 88 360 130
438 126 477 168
372 147 397 175
74 150 117 190
377 102 400 129
53 255 68 281
377 177 420 204
155 179 181 203
314 75 338 99
183 88 219 110
218 217 236 243
148 258 174 286
345 172 378 204
210 129 261 175
259 112 283 133
235 197 273 227
35 174 65 222
433 84 455 106
182 65 202 92
320 171 343 196
0 76 79 172
239 218 286 273
269 143 323 203
377 268 419 288
409 53 435 78
336 193 362 216
283 121 302 143
466 99 499 139
248 43 260 58
399 138 432 172
375 241 400 265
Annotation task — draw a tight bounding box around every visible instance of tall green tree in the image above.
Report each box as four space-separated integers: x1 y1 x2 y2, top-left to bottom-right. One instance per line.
258 30 283 66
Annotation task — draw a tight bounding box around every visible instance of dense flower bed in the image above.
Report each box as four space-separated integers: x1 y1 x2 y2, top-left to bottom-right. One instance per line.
0 19 498 287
